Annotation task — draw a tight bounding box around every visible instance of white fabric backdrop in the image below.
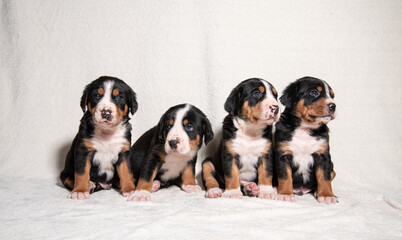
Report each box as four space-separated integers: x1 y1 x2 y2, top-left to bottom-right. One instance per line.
1 1 401 239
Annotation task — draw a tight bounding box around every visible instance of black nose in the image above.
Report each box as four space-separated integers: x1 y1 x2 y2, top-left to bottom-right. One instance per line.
101 109 112 120
328 103 336 113
168 140 178 149
270 105 279 115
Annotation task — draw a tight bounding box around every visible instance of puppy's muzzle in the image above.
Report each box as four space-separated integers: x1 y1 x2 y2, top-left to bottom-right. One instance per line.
270 105 279 116
168 139 179 150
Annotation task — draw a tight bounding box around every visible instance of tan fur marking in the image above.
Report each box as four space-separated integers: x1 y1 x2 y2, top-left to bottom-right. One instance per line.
183 119 189 125
98 88 104 96
114 104 128 127
136 169 158 192
279 142 292 155
317 86 323 92
88 103 96 116
272 87 277 96
258 161 273 186
112 89 119 97
225 164 240 190
158 151 166 162
259 86 265 93
296 98 327 123
241 100 264 123
189 135 200 151
182 163 196 186
202 161 219 190
117 160 135 193
71 157 91 193
277 166 293 195
225 141 237 157
316 142 329 155
330 90 334 98
83 138 95 151
169 119 174 126
120 141 130 152
63 177 74 189
315 168 335 197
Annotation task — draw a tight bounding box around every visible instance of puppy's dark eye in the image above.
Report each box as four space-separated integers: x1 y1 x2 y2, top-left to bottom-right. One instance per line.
252 91 263 99
93 93 101 100
115 94 124 102
184 124 193 132
166 125 172 130
310 89 320 97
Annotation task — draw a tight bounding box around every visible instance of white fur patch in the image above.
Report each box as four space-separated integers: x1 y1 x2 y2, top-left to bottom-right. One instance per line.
165 104 191 154
288 128 326 183
232 118 268 182
94 81 118 125
259 80 280 123
159 150 197 182
127 190 151 202
222 188 242 198
91 122 127 181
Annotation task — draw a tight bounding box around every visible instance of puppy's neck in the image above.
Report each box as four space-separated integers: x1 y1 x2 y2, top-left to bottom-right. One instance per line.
94 123 124 139
233 117 267 138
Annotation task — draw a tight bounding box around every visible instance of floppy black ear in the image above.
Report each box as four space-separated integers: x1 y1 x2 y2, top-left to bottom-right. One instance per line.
80 86 89 113
156 116 166 144
280 81 300 109
224 86 242 116
202 116 214 145
128 88 138 115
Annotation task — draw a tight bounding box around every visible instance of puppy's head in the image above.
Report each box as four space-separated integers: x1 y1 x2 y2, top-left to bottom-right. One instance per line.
280 76 336 127
80 76 138 128
224 78 280 124
157 104 214 155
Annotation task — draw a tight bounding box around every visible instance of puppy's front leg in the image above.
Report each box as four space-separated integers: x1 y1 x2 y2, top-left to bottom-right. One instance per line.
276 155 295 202
181 159 201 193
222 160 242 199
116 151 136 197
69 155 92 200
127 153 160 202
314 153 337 204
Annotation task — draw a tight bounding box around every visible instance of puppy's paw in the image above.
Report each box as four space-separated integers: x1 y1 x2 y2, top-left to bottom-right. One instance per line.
205 187 222 198
151 180 161 193
243 182 259 197
127 190 151 202
317 196 338 204
67 191 90 200
276 194 295 202
122 191 135 198
182 184 202 193
258 185 276 200
222 188 243 199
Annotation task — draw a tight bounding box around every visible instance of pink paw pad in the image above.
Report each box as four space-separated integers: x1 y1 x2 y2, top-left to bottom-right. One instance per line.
151 180 161 193
244 182 259 197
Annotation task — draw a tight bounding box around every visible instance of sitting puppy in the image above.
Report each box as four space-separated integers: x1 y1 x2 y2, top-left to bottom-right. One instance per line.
202 78 280 199
127 104 213 201
274 76 337 204
60 76 138 200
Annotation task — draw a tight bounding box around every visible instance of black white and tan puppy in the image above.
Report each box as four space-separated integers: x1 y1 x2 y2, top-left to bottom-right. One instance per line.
274 76 337 204
202 78 280 199
60 76 138 200
127 104 213 201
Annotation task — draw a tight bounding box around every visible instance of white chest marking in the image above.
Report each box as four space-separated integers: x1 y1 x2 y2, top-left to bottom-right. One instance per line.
159 150 196 182
232 118 268 182
288 128 325 182
91 124 127 181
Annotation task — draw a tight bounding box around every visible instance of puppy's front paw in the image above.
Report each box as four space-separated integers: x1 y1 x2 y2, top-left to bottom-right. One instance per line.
127 190 151 202
122 191 135 198
317 196 338 204
205 187 222 198
182 184 202 193
258 185 276 199
276 194 295 202
222 189 242 199
68 191 90 200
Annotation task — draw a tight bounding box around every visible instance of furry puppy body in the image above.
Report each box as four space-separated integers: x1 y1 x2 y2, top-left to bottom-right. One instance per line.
127 104 213 201
202 78 280 199
60 76 138 199
274 76 337 204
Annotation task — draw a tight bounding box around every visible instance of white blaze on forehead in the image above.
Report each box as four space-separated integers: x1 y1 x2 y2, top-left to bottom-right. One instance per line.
262 80 275 101
324 81 333 100
98 81 114 108
165 104 192 154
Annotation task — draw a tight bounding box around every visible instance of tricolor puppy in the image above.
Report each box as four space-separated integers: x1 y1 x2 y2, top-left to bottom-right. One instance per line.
60 76 138 200
202 78 280 199
274 76 337 204
127 104 213 201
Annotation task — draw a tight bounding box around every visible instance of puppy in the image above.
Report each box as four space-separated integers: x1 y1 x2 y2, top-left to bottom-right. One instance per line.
274 76 337 204
202 78 280 199
60 76 138 200
127 104 213 201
